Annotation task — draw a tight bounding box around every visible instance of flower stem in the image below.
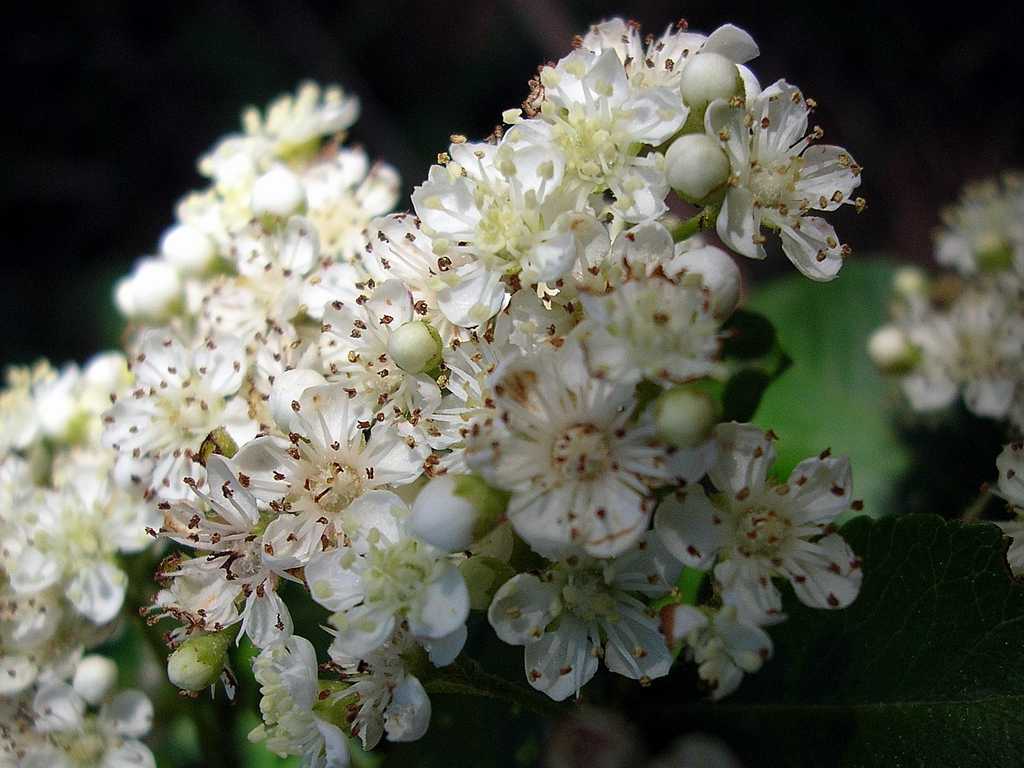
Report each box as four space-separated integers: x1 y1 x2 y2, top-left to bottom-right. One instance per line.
671 205 720 242
962 487 993 523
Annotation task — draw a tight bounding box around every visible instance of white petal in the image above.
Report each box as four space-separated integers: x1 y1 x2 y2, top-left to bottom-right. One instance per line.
193 335 246 396
384 675 432 742
67 562 127 624
280 216 320 275
654 487 728 569
33 682 85 732
710 422 776 497
997 442 1024 507
241 586 293 649
602 605 673 682
102 741 157 768
716 187 761 260
488 573 562 646
331 603 396 657
316 717 352 768
702 24 759 63
784 454 853 525
779 217 843 281
523 617 599 701
715 559 784 624
437 261 507 328
408 562 470 640
784 534 862 610
305 548 365 611
421 625 467 668
101 690 154 738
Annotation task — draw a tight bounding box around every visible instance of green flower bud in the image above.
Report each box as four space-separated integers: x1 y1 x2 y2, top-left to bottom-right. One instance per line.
388 321 444 374
166 627 237 692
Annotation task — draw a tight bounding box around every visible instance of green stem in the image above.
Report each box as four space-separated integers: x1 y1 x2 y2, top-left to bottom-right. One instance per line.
422 656 566 719
670 204 720 242
651 566 707 611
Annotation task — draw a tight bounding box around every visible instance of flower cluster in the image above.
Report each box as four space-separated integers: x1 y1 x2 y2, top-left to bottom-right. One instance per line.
0 354 158 765
1 16 869 768
870 174 1024 429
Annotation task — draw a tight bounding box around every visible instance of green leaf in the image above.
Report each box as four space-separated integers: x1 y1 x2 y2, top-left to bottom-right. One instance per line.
720 309 777 359
674 514 1024 767
747 259 909 518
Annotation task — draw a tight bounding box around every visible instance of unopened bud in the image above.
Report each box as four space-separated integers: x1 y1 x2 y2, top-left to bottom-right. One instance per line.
115 258 182 319
867 325 919 374
388 321 443 374
160 223 216 275
655 387 718 448
665 134 731 203
269 368 327 431
167 628 236 692
680 53 742 111
409 474 508 553
892 267 928 301
72 655 118 705
672 245 741 320
251 165 306 218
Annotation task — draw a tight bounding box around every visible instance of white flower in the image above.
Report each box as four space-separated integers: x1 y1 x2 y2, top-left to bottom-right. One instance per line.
319 278 438 406
241 82 360 161
250 635 350 768
0 361 60 451
487 532 681 700
363 213 506 335
326 627 432 748
580 18 759 95
662 604 772 700
898 288 1024 421
655 422 862 623
996 441 1024 574
576 222 724 386
467 342 714 558
522 46 687 222
2 453 157 626
102 331 254 501
233 383 427 527
706 80 862 280
411 136 588 304
935 173 1024 278
29 681 155 768
304 148 401 261
158 454 296 649
306 491 469 658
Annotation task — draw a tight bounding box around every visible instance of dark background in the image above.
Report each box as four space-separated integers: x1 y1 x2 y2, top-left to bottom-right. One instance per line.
2 0 1018 367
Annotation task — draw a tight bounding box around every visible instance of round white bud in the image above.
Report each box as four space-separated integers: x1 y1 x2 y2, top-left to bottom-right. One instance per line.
680 52 742 110
655 387 718 449
672 245 742 320
409 474 507 553
72 655 118 705
892 267 928 301
115 259 181 319
387 321 443 374
251 164 306 218
84 352 129 391
665 134 731 202
269 368 327 432
160 223 215 275
867 325 918 374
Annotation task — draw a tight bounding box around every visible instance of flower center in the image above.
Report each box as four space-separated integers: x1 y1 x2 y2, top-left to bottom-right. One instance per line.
305 460 363 515
362 539 435 609
736 506 791 558
749 157 803 211
552 424 611 481
560 568 619 622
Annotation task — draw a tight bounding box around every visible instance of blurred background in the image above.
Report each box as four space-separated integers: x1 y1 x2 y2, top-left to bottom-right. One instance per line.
2 0 1020 367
